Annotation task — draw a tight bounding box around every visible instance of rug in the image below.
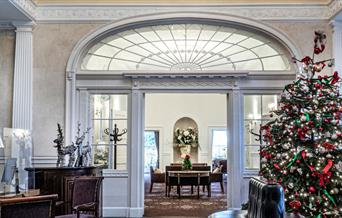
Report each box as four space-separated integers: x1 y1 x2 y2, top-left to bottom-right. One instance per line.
144 176 227 217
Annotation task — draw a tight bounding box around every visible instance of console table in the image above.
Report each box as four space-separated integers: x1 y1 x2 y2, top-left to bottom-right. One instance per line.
25 166 102 215
168 170 210 198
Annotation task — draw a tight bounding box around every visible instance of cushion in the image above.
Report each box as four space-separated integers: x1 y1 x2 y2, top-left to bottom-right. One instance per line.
154 168 162 174
213 166 222 173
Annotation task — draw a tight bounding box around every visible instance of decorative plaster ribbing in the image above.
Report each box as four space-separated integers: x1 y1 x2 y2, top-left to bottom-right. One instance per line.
10 0 37 20
12 22 34 130
35 6 330 22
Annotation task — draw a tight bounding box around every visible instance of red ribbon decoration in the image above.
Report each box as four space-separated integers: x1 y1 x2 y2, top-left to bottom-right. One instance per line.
289 200 302 210
323 159 333 174
301 150 306 159
331 71 340 85
322 142 335 150
274 164 280 170
301 56 312 65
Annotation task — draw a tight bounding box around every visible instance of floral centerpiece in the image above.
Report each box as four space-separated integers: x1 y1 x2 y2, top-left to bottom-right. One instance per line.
174 127 198 147
182 154 192 170
174 127 199 158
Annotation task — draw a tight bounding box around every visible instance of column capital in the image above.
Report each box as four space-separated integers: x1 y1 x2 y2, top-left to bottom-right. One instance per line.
66 71 75 81
330 20 342 31
12 21 35 32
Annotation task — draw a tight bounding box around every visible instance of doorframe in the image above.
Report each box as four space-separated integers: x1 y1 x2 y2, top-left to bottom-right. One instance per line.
129 75 244 213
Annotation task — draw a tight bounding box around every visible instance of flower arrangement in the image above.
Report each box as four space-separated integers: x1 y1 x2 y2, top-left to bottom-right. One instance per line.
182 154 192 170
174 127 198 147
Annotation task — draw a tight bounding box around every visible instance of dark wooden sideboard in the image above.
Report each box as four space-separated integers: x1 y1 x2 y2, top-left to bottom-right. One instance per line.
25 167 103 215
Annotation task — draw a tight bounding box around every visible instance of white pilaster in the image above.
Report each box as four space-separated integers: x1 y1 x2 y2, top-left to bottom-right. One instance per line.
128 88 144 217
331 20 342 94
65 71 76 145
12 22 34 130
227 89 243 208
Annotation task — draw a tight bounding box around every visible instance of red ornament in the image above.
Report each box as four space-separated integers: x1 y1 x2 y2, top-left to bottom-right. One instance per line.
308 186 316 193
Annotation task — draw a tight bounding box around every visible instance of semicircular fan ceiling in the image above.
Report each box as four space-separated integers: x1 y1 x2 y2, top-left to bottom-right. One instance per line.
81 23 290 71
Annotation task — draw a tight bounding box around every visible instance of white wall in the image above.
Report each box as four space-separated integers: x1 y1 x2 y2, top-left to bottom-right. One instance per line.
145 93 227 170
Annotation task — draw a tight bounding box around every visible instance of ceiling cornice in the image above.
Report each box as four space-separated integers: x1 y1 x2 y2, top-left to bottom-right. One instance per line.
8 0 342 23
9 0 37 21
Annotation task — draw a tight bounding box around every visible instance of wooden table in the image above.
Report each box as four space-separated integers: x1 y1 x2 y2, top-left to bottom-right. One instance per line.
168 170 210 198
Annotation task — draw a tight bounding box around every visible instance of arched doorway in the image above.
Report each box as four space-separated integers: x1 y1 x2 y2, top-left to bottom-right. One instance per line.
66 12 299 217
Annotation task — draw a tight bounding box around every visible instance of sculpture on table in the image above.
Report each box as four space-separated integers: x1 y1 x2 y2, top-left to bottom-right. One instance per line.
104 124 127 169
74 122 91 167
53 123 77 167
53 123 91 167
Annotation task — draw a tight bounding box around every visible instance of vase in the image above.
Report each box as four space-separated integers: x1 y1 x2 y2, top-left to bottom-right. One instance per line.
179 144 191 158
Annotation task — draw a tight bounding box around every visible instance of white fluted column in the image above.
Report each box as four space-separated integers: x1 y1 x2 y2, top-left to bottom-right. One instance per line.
12 22 34 130
332 21 342 72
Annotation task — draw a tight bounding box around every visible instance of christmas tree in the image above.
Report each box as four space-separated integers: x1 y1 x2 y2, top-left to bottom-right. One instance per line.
260 31 342 217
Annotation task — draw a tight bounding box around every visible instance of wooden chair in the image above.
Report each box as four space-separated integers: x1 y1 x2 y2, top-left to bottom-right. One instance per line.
56 176 103 218
165 165 182 196
149 166 165 193
0 194 58 218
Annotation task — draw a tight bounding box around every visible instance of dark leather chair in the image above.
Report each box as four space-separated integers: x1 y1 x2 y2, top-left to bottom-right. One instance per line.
209 177 285 218
149 166 165 193
56 176 103 218
210 165 224 193
0 194 58 218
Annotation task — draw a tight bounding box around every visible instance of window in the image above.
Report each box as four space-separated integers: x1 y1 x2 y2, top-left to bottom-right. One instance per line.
244 95 278 170
144 130 159 173
90 94 128 170
211 128 228 160
81 23 290 71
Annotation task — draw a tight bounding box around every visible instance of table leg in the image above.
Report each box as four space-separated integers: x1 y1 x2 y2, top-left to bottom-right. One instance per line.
197 174 200 199
178 175 181 199
208 183 211 197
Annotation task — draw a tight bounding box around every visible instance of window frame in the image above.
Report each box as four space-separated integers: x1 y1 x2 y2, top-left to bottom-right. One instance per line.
209 126 228 162
242 90 281 175
87 90 131 171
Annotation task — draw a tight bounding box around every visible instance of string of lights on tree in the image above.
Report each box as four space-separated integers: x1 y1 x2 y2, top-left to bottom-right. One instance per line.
259 31 342 218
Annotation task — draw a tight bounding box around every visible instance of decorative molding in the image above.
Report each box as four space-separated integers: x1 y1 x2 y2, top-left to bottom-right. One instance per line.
133 78 237 90
0 22 14 30
103 169 129 178
328 0 342 18
35 5 333 22
9 0 37 21
32 156 57 165
123 71 248 79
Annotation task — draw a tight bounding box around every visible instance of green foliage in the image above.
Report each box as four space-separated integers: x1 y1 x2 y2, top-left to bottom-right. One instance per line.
182 154 192 170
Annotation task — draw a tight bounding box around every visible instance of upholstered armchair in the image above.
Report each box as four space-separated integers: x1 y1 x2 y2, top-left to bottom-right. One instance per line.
0 194 58 218
149 166 165 193
210 165 225 193
56 176 103 218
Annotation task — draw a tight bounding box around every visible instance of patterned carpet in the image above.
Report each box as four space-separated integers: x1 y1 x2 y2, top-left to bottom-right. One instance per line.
144 175 227 217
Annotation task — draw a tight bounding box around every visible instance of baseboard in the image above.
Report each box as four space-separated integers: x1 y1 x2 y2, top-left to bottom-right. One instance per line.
103 207 129 217
128 207 144 217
